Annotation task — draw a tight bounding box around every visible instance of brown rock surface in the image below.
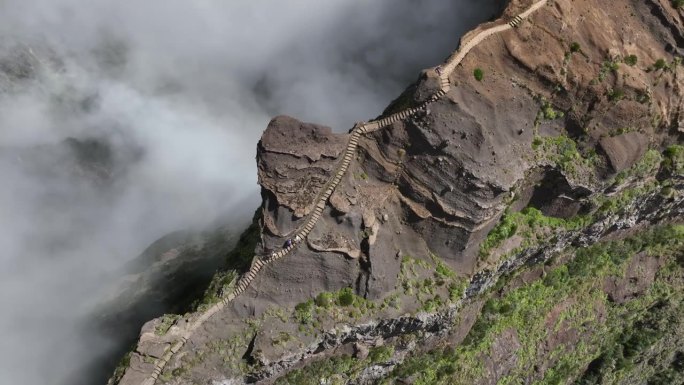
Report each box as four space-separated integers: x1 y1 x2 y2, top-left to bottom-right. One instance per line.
600 132 649 172
113 0 684 384
257 115 347 219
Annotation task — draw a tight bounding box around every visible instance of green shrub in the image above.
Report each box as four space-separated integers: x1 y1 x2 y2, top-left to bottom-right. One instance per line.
315 292 335 308
369 346 395 363
532 136 543 149
435 261 455 278
540 101 563 120
624 55 638 66
673 0 684 8
607 88 624 101
294 300 314 324
448 282 464 301
570 42 581 53
337 288 355 306
662 145 684 174
654 59 668 70
599 59 620 81
473 68 484 81
479 211 518 256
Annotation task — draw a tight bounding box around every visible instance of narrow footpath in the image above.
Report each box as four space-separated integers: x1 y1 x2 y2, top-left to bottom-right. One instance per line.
141 2 548 383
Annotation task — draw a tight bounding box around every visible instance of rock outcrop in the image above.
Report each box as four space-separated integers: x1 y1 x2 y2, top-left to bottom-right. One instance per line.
111 0 684 384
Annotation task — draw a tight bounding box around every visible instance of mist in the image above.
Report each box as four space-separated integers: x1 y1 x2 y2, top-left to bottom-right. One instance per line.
0 1 505 384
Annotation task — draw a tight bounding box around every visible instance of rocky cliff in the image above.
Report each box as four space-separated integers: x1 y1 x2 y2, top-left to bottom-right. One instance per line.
112 0 684 384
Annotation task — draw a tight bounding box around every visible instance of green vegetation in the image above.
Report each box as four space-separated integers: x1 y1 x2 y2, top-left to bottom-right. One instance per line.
387 225 684 385
674 0 684 7
662 144 684 175
315 291 335 308
569 42 581 53
293 287 372 325
473 68 484 81
369 345 395 363
532 135 597 178
607 88 625 102
608 126 633 137
535 100 564 122
481 145 677 261
110 351 132 385
654 58 668 70
624 54 638 66
613 149 662 185
294 300 315 324
594 183 659 216
398 254 466 311
479 211 519 256
532 136 543 148
155 314 181 336
338 288 356 306
482 145 675 260
543 104 563 120
479 207 590 258
435 260 456 279
599 58 620 81
194 270 238 311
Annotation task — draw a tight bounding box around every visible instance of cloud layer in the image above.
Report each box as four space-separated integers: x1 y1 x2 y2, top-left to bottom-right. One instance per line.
0 0 504 384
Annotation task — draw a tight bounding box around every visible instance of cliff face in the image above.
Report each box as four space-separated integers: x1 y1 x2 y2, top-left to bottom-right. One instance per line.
113 0 684 384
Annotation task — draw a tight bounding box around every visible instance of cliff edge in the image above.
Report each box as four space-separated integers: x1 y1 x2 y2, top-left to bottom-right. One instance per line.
111 0 684 384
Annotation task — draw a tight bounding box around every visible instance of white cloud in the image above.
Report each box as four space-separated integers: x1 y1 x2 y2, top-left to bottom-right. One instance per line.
0 0 504 384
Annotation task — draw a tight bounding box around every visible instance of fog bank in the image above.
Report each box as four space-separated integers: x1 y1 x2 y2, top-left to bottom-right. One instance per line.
0 1 505 384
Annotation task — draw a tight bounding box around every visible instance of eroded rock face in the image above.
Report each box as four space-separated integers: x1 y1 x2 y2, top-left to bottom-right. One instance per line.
258 115 347 220
600 132 649 172
113 0 684 384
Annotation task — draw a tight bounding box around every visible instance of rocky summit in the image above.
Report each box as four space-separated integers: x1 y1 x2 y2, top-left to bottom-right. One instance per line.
111 0 684 384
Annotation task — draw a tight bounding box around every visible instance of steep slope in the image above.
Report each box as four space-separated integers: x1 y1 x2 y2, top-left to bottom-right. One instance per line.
111 0 684 384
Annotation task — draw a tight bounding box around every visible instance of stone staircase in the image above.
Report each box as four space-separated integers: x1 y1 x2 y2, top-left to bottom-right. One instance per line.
136 2 548 383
